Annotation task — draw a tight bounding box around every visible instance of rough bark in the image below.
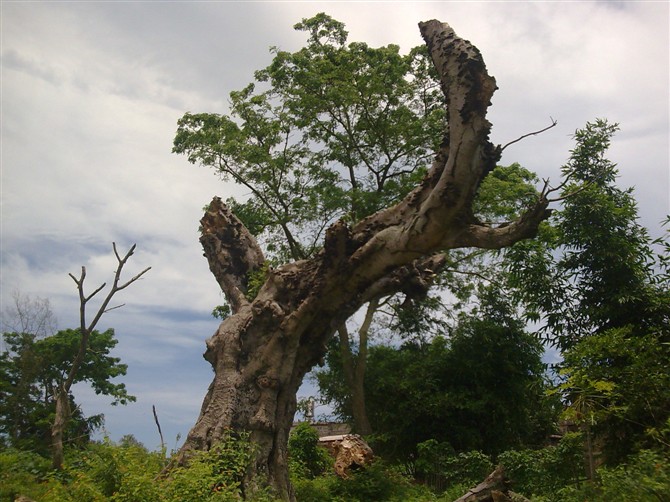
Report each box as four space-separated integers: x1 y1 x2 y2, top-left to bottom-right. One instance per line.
332 435 374 478
178 20 552 500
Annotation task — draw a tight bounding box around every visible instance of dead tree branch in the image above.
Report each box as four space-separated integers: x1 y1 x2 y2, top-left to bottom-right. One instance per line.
500 117 558 152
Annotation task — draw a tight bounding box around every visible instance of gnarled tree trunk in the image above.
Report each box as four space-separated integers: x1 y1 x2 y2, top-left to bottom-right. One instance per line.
177 20 552 500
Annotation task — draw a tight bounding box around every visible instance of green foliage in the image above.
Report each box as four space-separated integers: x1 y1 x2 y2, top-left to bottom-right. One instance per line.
414 442 494 495
2 432 268 502
474 163 540 223
246 261 273 301
505 119 670 465
507 119 662 349
288 423 331 479
211 304 231 321
166 431 256 501
556 326 670 462
498 432 585 497
0 448 51 501
318 287 557 460
0 328 134 454
174 13 444 262
292 460 434 502
555 449 670 502
39 439 164 502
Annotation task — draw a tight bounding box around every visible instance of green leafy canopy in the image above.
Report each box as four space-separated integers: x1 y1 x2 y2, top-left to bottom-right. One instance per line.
174 13 445 263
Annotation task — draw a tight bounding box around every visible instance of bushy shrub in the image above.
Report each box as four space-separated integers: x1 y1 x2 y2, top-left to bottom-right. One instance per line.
288 422 331 479
555 449 670 502
442 451 494 487
3 432 265 502
164 431 256 501
414 440 493 494
293 460 435 502
332 461 407 501
498 432 584 497
0 448 51 501
38 439 164 502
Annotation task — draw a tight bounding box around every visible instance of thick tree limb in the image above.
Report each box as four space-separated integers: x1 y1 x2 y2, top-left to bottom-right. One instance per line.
200 198 265 313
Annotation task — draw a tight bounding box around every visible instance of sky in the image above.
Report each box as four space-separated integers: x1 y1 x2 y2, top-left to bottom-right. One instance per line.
1 1 668 451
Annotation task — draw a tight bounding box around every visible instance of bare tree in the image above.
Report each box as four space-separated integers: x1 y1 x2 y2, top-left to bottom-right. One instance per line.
2 291 58 341
51 243 150 469
176 21 556 500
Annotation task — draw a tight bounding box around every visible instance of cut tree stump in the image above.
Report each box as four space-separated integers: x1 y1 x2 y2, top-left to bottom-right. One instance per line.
325 434 374 478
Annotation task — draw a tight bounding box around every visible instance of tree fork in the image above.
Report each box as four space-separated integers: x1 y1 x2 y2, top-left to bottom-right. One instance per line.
177 20 552 500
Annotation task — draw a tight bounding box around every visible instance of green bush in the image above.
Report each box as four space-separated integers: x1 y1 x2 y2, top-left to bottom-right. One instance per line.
293 460 435 502
292 473 346 502
2 432 264 502
39 439 163 502
556 449 670 502
0 448 51 502
414 441 493 495
333 461 434 501
164 431 255 501
442 451 493 487
288 423 331 479
498 432 584 497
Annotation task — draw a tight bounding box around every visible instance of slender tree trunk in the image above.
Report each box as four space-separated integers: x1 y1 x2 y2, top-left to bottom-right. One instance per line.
177 20 553 500
51 387 69 470
336 298 378 436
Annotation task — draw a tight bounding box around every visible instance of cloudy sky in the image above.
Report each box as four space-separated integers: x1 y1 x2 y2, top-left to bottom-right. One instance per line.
2 1 668 450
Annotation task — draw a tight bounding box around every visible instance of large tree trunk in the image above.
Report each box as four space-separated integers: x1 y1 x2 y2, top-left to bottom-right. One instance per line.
177 20 552 500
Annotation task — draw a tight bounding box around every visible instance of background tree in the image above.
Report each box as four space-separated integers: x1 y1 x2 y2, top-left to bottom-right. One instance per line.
507 120 670 465
50 243 150 469
0 327 132 455
172 17 556 499
317 285 557 460
1 292 57 348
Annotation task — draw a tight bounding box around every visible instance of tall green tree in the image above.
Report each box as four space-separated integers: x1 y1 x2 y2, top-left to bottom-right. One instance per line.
507 120 670 464
175 13 446 437
175 13 444 262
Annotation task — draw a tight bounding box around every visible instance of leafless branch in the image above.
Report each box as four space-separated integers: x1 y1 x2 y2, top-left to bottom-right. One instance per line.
103 304 126 314
500 117 558 152
443 267 503 289
63 243 151 391
153 405 166 453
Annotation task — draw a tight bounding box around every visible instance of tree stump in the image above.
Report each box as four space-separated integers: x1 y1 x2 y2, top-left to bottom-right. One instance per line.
331 434 374 478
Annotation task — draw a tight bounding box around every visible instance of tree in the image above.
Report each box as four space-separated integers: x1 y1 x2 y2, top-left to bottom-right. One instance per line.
50 243 150 469
317 285 557 460
507 120 670 464
0 327 133 455
1 291 58 343
173 18 555 499
176 13 447 436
